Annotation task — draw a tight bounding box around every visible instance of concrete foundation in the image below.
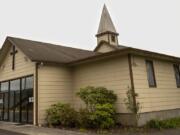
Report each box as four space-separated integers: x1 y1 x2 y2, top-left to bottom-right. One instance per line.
119 108 180 126
138 108 180 126
118 113 136 126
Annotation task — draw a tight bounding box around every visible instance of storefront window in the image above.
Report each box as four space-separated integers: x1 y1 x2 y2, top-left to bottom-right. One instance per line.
1 82 9 121
0 76 33 124
10 79 20 122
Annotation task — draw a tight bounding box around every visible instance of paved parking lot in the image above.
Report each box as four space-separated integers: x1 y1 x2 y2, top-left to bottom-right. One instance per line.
0 129 26 135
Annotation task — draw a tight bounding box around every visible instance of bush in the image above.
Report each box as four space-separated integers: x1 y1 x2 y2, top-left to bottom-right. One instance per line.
46 103 78 127
89 103 116 129
77 86 117 129
146 117 180 129
78 108 92 128
78 104 116 129
77 86 117 111
46 86 118 129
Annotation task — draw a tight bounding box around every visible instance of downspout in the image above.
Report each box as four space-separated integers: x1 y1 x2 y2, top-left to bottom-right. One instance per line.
35 62 39 126
128 54 137 114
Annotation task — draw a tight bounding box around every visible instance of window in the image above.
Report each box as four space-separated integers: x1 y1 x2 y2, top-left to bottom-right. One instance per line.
1 82 9 92
22 76 33 90
111 35 115 42
10 79 20 91
146 60 156 87
0 82 9 121
173 64 180 87
0 75 33 123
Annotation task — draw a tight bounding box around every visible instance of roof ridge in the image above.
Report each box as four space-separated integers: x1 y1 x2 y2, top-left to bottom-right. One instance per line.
7 36 94 53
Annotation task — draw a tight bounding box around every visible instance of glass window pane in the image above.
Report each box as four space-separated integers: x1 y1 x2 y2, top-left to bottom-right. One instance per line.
174 65 180 87
146 60 156 87
0 93 3 120
1 82 9 91
3 93 9 121
22 78 25 90
9 79 20 122
25 76 33 89
14 90 20 123
10 79 20 91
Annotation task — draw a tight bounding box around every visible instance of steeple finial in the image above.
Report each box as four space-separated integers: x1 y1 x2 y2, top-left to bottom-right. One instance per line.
97 4 118 36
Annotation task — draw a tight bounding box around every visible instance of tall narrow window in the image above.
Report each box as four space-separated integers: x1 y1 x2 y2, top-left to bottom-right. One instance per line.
146 60 156 87
173 64 180 87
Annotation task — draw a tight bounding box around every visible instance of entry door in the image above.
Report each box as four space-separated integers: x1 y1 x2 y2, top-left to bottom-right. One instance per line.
21 88 33 124
21 76 33 124
10 79 21 122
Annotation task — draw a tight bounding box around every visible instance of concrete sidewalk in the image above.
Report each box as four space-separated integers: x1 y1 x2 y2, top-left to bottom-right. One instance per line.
0 122 180 135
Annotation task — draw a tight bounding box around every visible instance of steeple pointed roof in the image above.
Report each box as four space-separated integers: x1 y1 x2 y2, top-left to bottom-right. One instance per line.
97 4 118 35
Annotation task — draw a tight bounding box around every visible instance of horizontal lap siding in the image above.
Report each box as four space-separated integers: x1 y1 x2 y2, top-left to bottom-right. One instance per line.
0 45 35 81
73 56 131 113
38 66 73 124
96 44 116 53
132 56 180 113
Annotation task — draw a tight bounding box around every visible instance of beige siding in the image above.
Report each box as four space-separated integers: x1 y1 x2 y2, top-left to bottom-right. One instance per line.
97 34 109 45
0 45 35 81
132 56 180 113
72 56 131 113
0 44 36 124
96 44 116 53
38 65 73 124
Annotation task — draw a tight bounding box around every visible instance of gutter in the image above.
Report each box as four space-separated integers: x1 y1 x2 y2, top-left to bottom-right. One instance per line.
68 48 180 66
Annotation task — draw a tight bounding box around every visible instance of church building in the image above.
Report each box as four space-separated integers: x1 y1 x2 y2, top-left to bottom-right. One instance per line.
0 5 180 126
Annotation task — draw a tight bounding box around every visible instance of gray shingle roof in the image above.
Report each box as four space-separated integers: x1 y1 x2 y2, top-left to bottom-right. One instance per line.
2 36 180 66
97 5 118 35
7 37 98 64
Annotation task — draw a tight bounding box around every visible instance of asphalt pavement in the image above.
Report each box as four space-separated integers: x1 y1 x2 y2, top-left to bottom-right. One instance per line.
0 129 26 135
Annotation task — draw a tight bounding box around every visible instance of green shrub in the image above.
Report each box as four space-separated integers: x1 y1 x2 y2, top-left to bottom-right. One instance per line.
46 86 118 129
77 86 117 111
46 103 78 127
78 104 116 129
78 108 92 128
77 86 117 129
146 117 180 129
89 103 116 129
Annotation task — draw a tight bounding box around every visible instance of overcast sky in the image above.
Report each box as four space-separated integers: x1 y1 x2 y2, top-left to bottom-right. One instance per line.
0 0 180 56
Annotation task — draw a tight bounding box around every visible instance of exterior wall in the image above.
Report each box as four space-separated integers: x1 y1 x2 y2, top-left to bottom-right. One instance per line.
96 44 116 53
72 56 131 113
0 45 35 81
0 44 36 124
132 55 180 124
38 65 73 125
